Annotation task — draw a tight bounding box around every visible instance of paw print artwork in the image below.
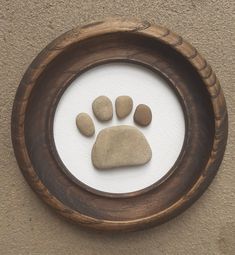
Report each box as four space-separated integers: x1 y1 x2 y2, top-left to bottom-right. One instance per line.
76 96 152 170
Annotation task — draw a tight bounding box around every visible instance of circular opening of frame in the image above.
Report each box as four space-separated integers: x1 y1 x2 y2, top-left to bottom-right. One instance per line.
53 62 186 194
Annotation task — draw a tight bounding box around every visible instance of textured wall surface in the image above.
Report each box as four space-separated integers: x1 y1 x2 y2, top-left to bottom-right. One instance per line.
0 0 234 254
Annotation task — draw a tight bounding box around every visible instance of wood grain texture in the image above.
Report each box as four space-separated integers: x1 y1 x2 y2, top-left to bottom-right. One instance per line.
11 19 228 232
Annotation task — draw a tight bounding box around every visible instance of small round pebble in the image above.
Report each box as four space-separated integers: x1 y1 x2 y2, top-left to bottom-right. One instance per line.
92 96 113 121
134 104 152 126
76 113 95 137
115 96 133 119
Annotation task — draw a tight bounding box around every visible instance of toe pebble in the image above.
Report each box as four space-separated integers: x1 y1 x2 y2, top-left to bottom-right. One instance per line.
115 96 133 119
92 96 113 121
134 104 152 126
76 113 95 137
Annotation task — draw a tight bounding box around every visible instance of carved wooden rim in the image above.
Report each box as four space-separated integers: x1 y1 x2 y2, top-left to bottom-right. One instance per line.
11 19 228 231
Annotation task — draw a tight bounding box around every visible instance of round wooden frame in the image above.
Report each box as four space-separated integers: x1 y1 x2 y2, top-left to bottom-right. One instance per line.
11 20 228 232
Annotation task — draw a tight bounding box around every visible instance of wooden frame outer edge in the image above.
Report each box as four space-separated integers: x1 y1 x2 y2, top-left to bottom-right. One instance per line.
11 19 228 231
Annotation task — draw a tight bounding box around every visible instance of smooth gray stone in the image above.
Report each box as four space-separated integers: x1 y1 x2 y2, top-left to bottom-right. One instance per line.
76 113 95 137
92 125 152 169
115 95 133 119
92 96 113 121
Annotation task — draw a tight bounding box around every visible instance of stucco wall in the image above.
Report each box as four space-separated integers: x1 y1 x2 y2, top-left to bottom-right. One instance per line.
0 1 234 254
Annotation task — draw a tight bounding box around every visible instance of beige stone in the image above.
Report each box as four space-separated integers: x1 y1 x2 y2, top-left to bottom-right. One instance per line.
91 125 152 169
92 96 113 121
134 104 152 126
115 95 133 119
76 113 95 137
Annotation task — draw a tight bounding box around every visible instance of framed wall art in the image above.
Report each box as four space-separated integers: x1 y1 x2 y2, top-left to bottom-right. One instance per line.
11 19 228 232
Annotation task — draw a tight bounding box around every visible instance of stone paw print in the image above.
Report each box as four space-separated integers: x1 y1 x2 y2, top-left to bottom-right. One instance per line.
76 96 152 169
